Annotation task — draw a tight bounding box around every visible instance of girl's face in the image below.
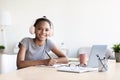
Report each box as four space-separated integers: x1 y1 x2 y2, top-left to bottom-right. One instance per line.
35 21 51 41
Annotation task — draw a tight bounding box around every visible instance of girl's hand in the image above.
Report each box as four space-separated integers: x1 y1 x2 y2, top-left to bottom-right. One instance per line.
48 59 57 66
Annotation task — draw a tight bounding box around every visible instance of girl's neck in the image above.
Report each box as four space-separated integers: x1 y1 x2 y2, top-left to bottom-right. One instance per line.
33 38 46 46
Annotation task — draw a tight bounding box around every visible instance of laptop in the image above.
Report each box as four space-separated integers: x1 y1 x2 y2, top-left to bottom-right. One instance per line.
87 45 107 68
57 45 107 73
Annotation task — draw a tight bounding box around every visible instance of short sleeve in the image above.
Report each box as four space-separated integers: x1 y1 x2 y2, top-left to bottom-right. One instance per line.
19 37 29 49
46 39 54 50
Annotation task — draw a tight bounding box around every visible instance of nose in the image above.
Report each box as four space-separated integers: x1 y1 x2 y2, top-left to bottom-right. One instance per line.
42 30 46 34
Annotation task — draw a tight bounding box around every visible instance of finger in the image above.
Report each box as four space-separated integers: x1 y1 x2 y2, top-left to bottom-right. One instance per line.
48 59 57 66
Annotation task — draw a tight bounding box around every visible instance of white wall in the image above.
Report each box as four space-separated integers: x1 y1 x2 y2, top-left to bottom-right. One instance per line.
0 0 120 57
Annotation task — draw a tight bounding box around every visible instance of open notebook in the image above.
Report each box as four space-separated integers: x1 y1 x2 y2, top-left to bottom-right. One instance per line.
57 66 98 73
57 45 107 73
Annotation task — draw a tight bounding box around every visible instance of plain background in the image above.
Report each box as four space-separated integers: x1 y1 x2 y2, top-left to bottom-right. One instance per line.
0 0 120 57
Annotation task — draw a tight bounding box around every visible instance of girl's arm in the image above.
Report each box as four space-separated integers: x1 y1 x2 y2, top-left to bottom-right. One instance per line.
17 44 68 69
50 44 69 64
17 44 50 69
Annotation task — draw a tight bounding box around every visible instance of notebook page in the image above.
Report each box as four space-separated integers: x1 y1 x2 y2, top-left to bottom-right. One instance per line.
57 66 98 73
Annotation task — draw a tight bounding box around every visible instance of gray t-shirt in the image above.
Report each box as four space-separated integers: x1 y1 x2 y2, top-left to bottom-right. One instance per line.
20 37 54 60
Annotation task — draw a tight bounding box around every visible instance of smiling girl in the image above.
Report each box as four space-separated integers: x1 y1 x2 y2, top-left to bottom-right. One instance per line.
17 16 68 69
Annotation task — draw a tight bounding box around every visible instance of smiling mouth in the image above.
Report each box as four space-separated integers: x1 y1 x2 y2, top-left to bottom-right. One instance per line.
39 35 46 38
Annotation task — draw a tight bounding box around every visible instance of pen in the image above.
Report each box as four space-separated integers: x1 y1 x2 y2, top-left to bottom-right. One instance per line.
96 54 107 71
45 50 52 59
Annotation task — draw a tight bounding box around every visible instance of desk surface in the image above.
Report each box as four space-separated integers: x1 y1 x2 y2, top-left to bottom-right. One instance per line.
0 60 120 80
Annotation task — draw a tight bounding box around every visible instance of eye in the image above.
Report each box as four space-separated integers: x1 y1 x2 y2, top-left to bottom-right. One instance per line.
46 28 50 32
37 27 42 30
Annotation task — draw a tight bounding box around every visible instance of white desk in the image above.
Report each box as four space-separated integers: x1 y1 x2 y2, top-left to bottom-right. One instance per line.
0 53 17 74
0 60 119 80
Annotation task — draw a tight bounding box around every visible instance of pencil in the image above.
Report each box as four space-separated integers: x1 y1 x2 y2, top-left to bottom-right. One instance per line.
45 50 52 59
96 54 107 71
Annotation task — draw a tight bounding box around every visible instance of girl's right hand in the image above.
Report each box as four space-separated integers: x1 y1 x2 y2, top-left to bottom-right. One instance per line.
48 59 57 66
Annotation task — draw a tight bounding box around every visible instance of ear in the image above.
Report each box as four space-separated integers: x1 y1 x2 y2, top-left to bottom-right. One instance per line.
29 26 35 34
48 28 54 37
48 25 54 37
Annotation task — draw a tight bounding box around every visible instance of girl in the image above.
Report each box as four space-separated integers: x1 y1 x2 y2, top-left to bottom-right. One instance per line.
17 16 68 69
